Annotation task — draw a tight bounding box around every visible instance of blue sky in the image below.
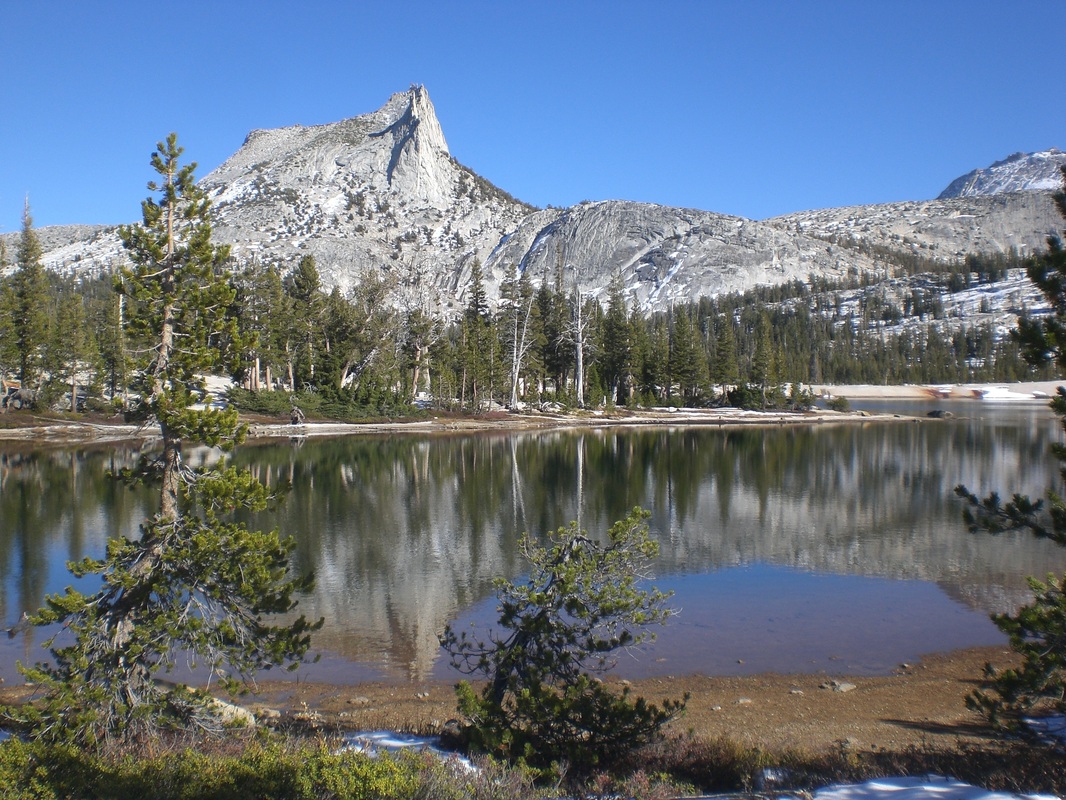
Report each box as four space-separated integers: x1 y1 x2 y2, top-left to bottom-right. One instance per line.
1 1 1063 233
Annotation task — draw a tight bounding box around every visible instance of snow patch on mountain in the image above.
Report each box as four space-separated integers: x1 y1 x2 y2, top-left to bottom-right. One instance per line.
938 148 1066 199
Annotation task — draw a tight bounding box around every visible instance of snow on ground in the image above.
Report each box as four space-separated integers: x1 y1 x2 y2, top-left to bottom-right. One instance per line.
794 775 1057 800
340 730 476 773
340 732 1059 799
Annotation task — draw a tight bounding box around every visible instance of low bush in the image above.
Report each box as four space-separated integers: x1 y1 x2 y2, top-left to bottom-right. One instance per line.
0 738 419 800
1 732 1063 799
724 383 802 410
827 394 851 412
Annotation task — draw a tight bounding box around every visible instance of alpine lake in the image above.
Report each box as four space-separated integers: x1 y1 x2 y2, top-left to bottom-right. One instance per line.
3 399 1066 687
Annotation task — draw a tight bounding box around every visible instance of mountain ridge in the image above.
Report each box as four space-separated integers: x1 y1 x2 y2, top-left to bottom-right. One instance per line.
937 148 1066 199
4 87 1063 313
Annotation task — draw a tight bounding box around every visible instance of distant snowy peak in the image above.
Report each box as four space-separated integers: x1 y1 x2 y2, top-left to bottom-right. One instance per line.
937 148 1066 199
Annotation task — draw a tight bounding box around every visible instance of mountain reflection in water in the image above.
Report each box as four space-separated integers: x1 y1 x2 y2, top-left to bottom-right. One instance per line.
1 403 1064 683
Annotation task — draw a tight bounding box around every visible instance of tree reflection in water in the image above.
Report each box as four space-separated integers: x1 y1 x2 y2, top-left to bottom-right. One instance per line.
0 405 1064 682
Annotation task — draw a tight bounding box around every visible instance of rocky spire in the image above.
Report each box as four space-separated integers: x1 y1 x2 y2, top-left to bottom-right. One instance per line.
371 85 452 204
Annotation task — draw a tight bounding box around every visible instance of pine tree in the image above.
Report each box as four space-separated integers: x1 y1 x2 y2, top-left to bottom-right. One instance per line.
712 316 740 389
599 274 632 405
321 271 396 394
750 312 778 408
643 316 670 403
284 255 323 390
13 135 318 745
460 260 496 410
537 266 573 398
0 277 17 381
94 289 129 405
627 305 650 405
669 309 707 406
13 200 50 392
250 264 290 391
441 508 685 769
42 291 93 411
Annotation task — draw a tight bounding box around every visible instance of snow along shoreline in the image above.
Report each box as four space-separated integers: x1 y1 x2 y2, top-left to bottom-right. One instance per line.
0 380 1060 445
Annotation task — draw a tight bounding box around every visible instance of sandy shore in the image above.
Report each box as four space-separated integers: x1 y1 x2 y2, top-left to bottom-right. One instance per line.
0 645 1011 756
231 645 1013 755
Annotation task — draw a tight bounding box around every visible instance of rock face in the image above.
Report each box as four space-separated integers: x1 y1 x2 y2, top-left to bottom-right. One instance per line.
937 148 1066 199
768 191 1062 263
6 87 1064 312
200 85 534 310
483 201 881 309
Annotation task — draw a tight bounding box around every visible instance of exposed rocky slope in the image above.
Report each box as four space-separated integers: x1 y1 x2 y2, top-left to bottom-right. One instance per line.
937 148 1066 199
200 85 534 311
482 201 880 309
5 87 1063 313
768 191 1061 264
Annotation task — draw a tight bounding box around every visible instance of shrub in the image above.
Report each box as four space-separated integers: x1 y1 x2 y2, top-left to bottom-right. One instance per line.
441 508 686 772
0 739 421 800
827 395 851 412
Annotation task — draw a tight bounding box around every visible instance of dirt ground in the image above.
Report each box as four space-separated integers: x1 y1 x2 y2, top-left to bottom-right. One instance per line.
238 645 1015 755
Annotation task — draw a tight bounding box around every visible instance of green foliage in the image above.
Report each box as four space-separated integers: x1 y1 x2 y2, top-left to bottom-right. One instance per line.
0 738 420 800
967 573 1066 729
12 201 50 392
956 167 1066 730
7 135 318 746
599 274 632 405
826 395 851 413
118 134 251 420
956 387 1066 728
725 383 784 410
786 384 817 411
227 387 422 421
13 458 319 745
441 508 686 771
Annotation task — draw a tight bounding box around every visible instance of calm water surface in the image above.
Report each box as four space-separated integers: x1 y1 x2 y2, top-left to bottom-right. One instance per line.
2 401 1065 684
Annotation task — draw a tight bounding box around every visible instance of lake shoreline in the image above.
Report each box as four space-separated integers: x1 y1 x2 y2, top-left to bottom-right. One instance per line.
0 644 1012 755
221 644 1013 755
1 380 1059 445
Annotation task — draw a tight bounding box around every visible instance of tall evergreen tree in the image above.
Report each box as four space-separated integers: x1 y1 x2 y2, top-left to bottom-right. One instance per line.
13 200 50 391
15 135 317 745
42 291 95 411
669 308 707 405
537 265 573 397
712 316 740 389
284 255 323 390
0 276 17 380
642 316 669 403
321 271 396 393
94 290 129 404
599 274 632 405
460 260 497 410
750 312 778 408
